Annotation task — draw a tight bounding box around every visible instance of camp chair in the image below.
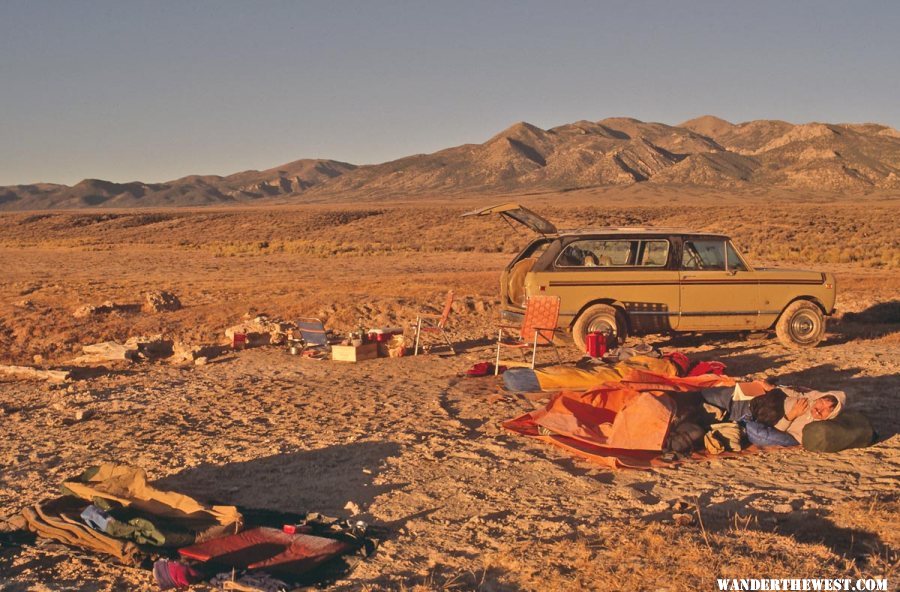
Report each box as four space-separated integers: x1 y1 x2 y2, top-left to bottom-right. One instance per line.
495 294 562 374
295 317 330 349
413 291 456 355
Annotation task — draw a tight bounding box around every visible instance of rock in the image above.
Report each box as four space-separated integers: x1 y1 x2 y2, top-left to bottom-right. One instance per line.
773 503 793 514
33 354 44 365
224 315 295 348
143 290 182 313
343 501 361 515
13 299 35 309
673 513 695 526
124 335 174 358
73 300 136 318
0 365 71 383
73 409 94 422
69 341 138 365
170 342 220 364
194 357 208 366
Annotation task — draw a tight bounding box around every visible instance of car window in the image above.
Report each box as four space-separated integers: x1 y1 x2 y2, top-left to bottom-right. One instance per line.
557 239 669 268
726 241 748 271
640 240 670 266
682 240 726 270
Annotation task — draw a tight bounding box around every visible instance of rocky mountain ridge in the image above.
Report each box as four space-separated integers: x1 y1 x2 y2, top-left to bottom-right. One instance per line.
2 115 898 209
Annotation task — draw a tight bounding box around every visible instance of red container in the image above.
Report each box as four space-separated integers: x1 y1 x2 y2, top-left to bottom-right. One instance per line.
586 331 607 358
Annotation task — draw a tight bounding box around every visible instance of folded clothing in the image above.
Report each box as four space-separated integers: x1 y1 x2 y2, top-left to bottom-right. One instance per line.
21 496 141 565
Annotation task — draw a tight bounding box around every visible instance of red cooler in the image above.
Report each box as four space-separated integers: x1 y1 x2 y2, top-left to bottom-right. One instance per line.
586 331 607 358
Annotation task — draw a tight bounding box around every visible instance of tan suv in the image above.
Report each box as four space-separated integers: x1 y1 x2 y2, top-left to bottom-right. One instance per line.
464 203 836 349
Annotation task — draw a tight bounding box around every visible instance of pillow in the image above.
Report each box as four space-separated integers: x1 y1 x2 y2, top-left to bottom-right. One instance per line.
802 411 875 453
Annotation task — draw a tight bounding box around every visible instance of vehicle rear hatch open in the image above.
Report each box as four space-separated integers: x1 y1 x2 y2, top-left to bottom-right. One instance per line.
462 203 558 313
461 202 558 236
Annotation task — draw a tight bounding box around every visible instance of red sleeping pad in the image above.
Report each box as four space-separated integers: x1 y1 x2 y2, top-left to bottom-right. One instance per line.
178 527 352 576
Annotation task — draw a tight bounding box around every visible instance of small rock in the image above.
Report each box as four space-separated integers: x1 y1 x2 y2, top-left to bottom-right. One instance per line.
344 501 361 515
673 513 695 526
33 354 44 365
143 290 182 313
73 300 128 318
73 409 94 422
194 357 208 366
773 503 793 514
13 299 35 309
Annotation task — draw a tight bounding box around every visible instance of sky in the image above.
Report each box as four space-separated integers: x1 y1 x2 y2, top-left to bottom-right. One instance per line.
1 1 899 186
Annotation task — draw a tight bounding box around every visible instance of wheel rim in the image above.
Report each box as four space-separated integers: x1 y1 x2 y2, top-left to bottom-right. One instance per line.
587 317 617 338
790 310 819 341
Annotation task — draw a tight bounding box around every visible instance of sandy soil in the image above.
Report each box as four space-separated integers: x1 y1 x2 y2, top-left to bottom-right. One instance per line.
0 198 898 590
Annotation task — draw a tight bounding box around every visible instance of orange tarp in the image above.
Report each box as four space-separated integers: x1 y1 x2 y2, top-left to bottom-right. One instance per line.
504 386 676 455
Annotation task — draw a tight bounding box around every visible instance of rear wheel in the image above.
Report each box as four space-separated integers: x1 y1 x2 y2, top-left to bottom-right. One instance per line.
775 300 825 348
572 304 627 353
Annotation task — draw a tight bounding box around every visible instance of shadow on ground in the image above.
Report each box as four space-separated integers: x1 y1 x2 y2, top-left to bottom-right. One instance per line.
829 300 900 344
155 441 404 517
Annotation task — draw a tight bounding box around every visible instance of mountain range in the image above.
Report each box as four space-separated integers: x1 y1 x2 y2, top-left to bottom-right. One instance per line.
2 115 899 209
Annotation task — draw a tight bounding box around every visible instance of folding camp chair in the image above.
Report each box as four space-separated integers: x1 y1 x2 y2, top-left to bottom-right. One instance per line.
495 294 562 374
413 291 456 355
295 317 330 349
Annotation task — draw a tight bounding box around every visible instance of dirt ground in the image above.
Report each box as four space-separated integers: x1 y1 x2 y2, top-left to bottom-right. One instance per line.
1 196 898 590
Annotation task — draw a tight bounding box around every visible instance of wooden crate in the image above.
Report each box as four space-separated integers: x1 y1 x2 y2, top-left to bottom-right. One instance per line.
331 343 378 362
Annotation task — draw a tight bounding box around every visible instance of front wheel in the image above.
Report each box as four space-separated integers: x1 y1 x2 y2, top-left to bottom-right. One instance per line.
572 304 627 353
775 300 825 348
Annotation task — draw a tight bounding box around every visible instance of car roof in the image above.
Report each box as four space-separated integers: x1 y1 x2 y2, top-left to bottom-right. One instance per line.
556 227 730 238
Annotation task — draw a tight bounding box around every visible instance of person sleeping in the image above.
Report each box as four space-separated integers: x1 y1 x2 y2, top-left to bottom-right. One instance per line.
700 383 846 447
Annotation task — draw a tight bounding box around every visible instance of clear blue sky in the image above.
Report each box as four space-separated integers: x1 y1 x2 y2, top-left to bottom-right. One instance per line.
2 0 898 185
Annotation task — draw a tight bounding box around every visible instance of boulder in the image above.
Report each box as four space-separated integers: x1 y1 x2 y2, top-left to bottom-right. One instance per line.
170 342 221 364
143 290 182 313
73 301 138 318
0 365 71 383
69 341 138 365
124 335 174 359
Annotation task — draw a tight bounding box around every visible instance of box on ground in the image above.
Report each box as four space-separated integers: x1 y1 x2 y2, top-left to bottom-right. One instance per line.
331 343 378 362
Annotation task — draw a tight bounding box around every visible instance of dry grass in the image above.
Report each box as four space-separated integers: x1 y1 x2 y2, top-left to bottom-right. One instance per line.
1 198 898 365
400 499 898 591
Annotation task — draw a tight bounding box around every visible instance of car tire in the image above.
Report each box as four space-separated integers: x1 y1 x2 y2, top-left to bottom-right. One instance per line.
572 304 627 353
775 300 825 348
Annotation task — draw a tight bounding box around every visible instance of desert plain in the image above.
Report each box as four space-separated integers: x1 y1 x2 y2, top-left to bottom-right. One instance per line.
0 187 897 591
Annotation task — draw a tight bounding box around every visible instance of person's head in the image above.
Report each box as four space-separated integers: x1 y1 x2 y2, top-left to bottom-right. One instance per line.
811 395 839 420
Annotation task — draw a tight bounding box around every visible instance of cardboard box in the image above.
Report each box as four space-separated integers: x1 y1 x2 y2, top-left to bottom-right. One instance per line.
331 343 378 362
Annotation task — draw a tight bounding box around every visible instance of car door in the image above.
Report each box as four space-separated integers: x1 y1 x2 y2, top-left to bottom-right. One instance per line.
677 238 759 330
